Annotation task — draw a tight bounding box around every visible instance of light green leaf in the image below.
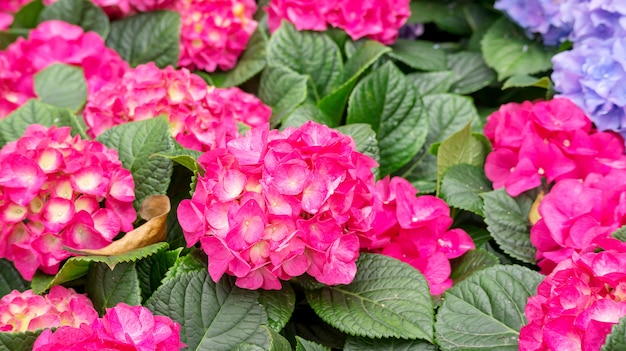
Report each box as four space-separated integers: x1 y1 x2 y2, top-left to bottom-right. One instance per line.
447 51 496 94
39 0 110 38
259 66 308 127
344 336 438 351
603 316 626 351
612 225 626 242
154 141 202 173
0 99 88 146
502 75 552 90
210 28 267 87
296 337 331 351
481 18 556 81
0 259 29 296
388 39 447 72
258 283 296 332
267 21 342 100
86 262 141 315
106 11 181 68
449 249 500 284
305 253 434 341
481 189 538 264
280 103 336 129
0 331 41 351
145 271 268 351
34 64 87 113
440 164 492 216
408 71 455 95
335 123 380 164
347 61 427 176
136 248 181 302
96 117 174 210
435 265 543 351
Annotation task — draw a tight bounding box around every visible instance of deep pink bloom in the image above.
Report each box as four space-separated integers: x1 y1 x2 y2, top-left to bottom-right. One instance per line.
178 121 378 289
265 0 331 32
0 125 136 280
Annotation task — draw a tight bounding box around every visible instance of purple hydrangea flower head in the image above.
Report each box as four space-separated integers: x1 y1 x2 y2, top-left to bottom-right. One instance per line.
571 0 626 40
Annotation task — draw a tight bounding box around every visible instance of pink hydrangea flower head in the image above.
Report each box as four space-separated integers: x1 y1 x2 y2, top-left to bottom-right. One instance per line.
265 0 331 32
176 0 258 72
361 176 475 294
177 121 378 289
0 286 98 333
0 124 136 280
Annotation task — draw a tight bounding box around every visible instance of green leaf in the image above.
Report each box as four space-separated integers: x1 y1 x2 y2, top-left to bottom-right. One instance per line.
318 40 391 125
259 66 308 127
435 122 489 195
280 103 336 129
388 39 447 72
0 28 29 49
408 0 471 34
267 21 342 100
145 271 268 351
154 141 202 173
502 74 552 90
0 99 88 146
612 225 626 242
86 262 141 315
603 316 626 351
258 283 296 332
435 265 543 351
407 71 455 95
440 164 492 216
344 336 438 351
97 117 174 210
34 64 87 113
0 259 29 296
335 123 380 164
347 61 427 176
106 11 181 68
482 189 538 264
39 0 110 38
210 28 267 87
449 249 500 284
10 0 43 29
305 253 434 341
481 17 556 81
235 326 292 351
30 242 168 294
163 249 207 283
0 331 41 351
446 51 496 94
136 248 181 302
296 337 331 351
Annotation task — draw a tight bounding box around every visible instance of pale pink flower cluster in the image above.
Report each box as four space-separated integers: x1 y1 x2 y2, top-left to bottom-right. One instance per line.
175 0 258 72
83 62 271 151
360 176 475 295
178 121 378 289
0 0 32 29
42 0 175 18
0 124 136 280
520 238 626 351
0 286 98 333
0 20 129 118
33 302 184 350
265 0 411 45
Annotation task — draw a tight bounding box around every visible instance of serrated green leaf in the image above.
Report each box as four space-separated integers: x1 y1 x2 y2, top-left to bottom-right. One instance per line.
163 249 207 283
347 61 427 176
318 40 391 125
34 64 87 113
267 21 342 100
210 27 267 87
86 261 141 315
335 123 380 164
449 249 499 284
136 248 181 302
344 336 438 351
30 242 168 294
296 337 331 351
482 188 537 264
603 316 626 351
235 326 291 351
106 11 180 68
446 51 496 94
39 0 110 38
10 0 43 29
259 283 296 332
0 330 41 351
280 103 336 129
408 71 455 95
440 164 492 216
145 270 268 351
435 265 543 351
0 259 29 296
0 100 88 146
96 117 174 210
388 39 447 72
481 18 556 81
305 253 434 341
502 74 552 90
259 66 308 127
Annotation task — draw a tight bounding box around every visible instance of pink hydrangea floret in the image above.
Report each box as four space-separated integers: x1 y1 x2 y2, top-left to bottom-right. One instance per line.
177 121 378 289
175 0 258 72
83 62 271 151
0 124 136 280
360 176 475 294
520 238 626 351
32 302 184 350
0 286 98 333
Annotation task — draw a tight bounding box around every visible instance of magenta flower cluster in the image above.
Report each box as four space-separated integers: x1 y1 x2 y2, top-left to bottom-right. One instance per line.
264 0 411 45
84 62 271 151
0 124 136 280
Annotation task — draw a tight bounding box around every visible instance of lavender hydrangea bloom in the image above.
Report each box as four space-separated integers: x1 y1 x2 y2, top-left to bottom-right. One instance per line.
571 0 626 40
552 37 626 138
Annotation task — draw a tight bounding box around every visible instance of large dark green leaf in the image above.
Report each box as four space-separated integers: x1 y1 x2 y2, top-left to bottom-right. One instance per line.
86 262 141 315
0 258 29 296
446 52 496 94
259 66 308 127
388 39 447 72
39 0 110 38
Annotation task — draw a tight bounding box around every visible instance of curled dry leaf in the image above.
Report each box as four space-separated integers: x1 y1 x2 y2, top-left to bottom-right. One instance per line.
528 190 545 226
65 195 171 256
